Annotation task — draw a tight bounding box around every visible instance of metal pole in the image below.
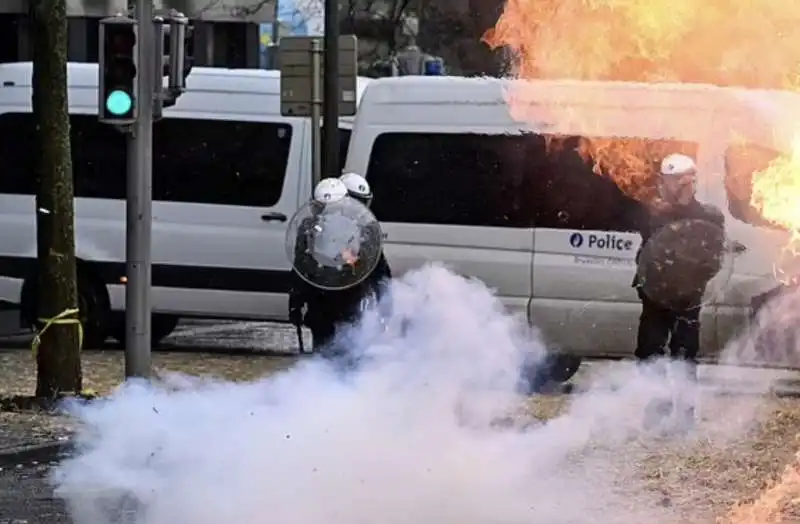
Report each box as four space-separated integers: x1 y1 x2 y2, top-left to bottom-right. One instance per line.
322 0 339 178
125 0 155 378
271 0 280 45
310 39 323 189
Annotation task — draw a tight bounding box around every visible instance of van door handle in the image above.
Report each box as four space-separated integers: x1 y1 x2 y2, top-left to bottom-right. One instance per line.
261 212 287 222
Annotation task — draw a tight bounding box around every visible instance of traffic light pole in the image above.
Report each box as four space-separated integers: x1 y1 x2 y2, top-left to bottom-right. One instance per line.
322 0 339 178
125 0 155 378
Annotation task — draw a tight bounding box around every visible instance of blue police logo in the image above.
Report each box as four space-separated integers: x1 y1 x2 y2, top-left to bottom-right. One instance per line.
569 233 584 248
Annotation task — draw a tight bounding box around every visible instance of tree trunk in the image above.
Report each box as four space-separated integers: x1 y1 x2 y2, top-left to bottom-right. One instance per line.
30 0 82 398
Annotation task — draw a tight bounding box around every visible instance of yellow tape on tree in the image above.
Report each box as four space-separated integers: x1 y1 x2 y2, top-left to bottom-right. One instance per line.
31 308 83 358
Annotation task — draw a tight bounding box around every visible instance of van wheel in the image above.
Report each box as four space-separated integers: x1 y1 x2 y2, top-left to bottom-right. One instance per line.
21 273 111 350
110 314 179 347
545 354 583 383
519 353 582 394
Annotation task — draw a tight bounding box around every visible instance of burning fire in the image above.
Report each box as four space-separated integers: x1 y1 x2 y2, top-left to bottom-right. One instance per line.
750 141 800 234
486 0 800 217
719 448 800 524
485 0 800 516
485 0 800 87
749 140 800 278
583 137 694 204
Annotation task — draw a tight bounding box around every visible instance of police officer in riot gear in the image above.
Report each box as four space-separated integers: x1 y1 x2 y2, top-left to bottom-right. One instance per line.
633 154 725 430
289 175 392 355
340 172 373 207
339 172 392 287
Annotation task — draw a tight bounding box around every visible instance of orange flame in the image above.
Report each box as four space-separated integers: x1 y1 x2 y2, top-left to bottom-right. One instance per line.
718 448 800 524
751 142 800 232
486 0 800 87
748 140 800 280
486 0 800 209
487 2 800 520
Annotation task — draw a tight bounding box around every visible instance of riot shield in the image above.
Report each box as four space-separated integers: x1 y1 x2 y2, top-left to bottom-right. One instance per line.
636 218 731 310
285 196 383 291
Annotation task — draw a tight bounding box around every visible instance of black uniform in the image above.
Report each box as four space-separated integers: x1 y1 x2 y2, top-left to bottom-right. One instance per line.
289 215 391 354
632 198 725 376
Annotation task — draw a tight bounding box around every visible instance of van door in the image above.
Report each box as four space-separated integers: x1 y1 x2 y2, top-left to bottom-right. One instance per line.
147 115 305 320
362 130 534 317
531 228 641 357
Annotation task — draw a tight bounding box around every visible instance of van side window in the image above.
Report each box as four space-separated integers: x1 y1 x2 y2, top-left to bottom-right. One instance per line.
153 118 292 207
0 113 293 207
365 132 696 230
71 115 127 199
366 132 537 227
0 113 35 194
0 113 128 197
724 143 786 229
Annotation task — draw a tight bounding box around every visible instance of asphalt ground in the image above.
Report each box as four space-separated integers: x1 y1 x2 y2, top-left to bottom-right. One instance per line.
0 459 69 524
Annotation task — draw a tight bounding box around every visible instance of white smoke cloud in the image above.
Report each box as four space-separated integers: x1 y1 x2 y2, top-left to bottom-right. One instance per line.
51 264 784 524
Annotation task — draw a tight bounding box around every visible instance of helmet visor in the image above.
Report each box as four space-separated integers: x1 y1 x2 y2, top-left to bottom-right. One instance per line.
660 172 697 201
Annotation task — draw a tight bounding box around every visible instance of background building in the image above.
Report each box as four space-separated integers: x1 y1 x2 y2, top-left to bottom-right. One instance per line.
0 0 498 76
0 0 273 68
416 0 506 76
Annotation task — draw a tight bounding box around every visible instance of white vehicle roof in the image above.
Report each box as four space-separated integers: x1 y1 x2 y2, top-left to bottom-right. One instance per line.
0 62 373 124
353 76 800 149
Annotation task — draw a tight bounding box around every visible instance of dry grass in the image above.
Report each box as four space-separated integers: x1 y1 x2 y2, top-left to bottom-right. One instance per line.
0 348 300 450
516 393 800 523
0 349 299 398
649 399 800 521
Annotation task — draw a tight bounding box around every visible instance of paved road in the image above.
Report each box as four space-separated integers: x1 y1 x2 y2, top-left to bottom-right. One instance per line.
0 460 69 523
165 319 309 354
0 317 310 355
2 315 800 395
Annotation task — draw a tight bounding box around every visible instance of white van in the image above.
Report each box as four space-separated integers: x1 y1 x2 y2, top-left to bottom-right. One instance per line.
344 75 796 363
0 62 372 346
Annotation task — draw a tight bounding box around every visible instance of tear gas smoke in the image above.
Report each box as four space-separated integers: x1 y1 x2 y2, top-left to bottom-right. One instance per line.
52 265 786 524
723 283 800 370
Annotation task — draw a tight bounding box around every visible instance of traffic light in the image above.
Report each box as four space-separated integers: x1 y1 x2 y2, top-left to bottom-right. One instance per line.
154 11 192 118
99 16 138 124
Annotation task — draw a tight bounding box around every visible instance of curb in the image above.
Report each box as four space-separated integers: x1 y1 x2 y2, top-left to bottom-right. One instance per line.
0 440 72 467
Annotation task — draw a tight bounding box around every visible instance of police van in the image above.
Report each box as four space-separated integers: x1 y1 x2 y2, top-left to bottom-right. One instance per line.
0 62 372 346
344 75 797 365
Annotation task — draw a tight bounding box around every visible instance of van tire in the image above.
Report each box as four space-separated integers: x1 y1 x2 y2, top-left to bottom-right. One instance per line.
110 314 179 347
520 353 582 394
20 271 111 350
545 354 583 383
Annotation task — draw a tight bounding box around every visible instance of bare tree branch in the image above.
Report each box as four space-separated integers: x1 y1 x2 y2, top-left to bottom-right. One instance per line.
194 0 272 18
191 0 426 73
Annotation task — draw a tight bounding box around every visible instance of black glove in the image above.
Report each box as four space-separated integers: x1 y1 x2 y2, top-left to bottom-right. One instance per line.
289 293 304 327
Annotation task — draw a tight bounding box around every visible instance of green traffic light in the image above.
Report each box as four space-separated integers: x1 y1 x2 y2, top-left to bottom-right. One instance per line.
105 89 132 116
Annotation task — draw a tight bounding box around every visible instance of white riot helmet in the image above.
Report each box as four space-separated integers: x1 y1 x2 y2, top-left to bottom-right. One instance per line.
313 177 348 205
339 172 373 206
660 154 697 177
659 153 697 204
